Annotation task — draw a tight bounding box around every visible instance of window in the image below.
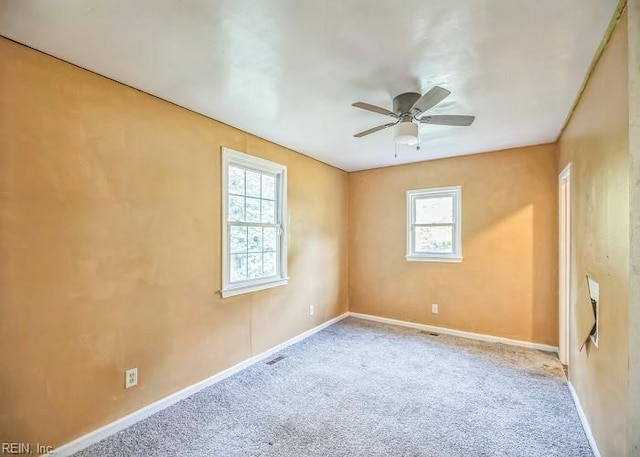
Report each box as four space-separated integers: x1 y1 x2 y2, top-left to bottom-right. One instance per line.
406 186 462 262
221 148 287 297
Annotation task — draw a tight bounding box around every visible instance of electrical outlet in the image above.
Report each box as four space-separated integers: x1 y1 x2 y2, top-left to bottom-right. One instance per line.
431 304 439 314
309 305 315 316
125 368 138 389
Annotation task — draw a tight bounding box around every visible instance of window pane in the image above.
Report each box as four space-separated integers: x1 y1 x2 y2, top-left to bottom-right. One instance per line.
263 227 277 251
228 166 245 195
415 196 453 224
246 170 261 198
246 197 261 222
248 226 262 252
229 196 245 222
248 253 263 278
415 226 453 253
261 200 275 224
263 251 277 276
230 226 247 253
262 174 276 200
230 254 247 282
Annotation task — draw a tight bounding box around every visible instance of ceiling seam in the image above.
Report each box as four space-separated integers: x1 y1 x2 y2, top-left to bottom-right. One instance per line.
555 0 628 141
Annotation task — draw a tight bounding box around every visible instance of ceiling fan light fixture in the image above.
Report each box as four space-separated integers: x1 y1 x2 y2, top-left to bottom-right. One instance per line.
394 120 419 146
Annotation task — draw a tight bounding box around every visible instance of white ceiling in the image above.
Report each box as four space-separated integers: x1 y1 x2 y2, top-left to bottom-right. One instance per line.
0 0 618 171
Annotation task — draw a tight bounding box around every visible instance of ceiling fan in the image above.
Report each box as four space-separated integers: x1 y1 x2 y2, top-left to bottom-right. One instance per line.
352 86 475 146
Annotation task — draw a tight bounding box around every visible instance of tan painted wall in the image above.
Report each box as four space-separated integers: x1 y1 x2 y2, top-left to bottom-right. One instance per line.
349 144 559 345
558 11 629 457
627 1 640 454
0 38 349 447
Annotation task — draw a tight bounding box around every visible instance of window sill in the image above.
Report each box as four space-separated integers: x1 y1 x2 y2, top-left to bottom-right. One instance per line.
221 278 288 298
405 255 463 263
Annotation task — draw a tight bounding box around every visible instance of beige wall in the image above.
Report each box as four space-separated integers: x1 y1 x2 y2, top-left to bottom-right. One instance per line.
0 38 349 447
349 144 559 345
558 11 629 457
627 1 640 454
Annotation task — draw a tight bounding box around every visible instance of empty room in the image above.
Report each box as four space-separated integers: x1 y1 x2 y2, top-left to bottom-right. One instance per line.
1 1 639 456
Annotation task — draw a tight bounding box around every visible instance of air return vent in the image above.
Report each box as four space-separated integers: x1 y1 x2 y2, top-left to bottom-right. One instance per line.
266 356 286 365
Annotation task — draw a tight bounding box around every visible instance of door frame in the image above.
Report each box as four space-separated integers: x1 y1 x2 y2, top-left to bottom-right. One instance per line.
558 164 571 366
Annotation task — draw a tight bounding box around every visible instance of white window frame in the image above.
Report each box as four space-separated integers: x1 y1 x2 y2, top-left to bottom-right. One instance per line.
221 148 288 298
406 185 462 263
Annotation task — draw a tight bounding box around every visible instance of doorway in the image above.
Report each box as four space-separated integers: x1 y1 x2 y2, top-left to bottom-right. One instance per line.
558 164 571 366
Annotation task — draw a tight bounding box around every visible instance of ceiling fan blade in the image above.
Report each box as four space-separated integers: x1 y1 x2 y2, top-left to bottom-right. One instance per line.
352 102 398 118
411 86 451 114
419 115 475 126
353 122 398 138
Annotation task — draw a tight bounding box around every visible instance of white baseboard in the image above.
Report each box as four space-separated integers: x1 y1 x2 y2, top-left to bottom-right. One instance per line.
348 312 559 353
568 382 601 457
50 312 349 457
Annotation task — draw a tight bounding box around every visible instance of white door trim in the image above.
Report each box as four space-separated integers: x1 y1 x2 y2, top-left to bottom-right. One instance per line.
558 164 572 366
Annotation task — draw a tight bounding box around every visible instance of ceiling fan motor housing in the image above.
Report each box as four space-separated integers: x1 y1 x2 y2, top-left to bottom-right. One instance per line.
393 92 422 115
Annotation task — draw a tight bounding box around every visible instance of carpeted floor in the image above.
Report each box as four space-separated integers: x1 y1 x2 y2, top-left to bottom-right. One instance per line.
75 318 593 457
